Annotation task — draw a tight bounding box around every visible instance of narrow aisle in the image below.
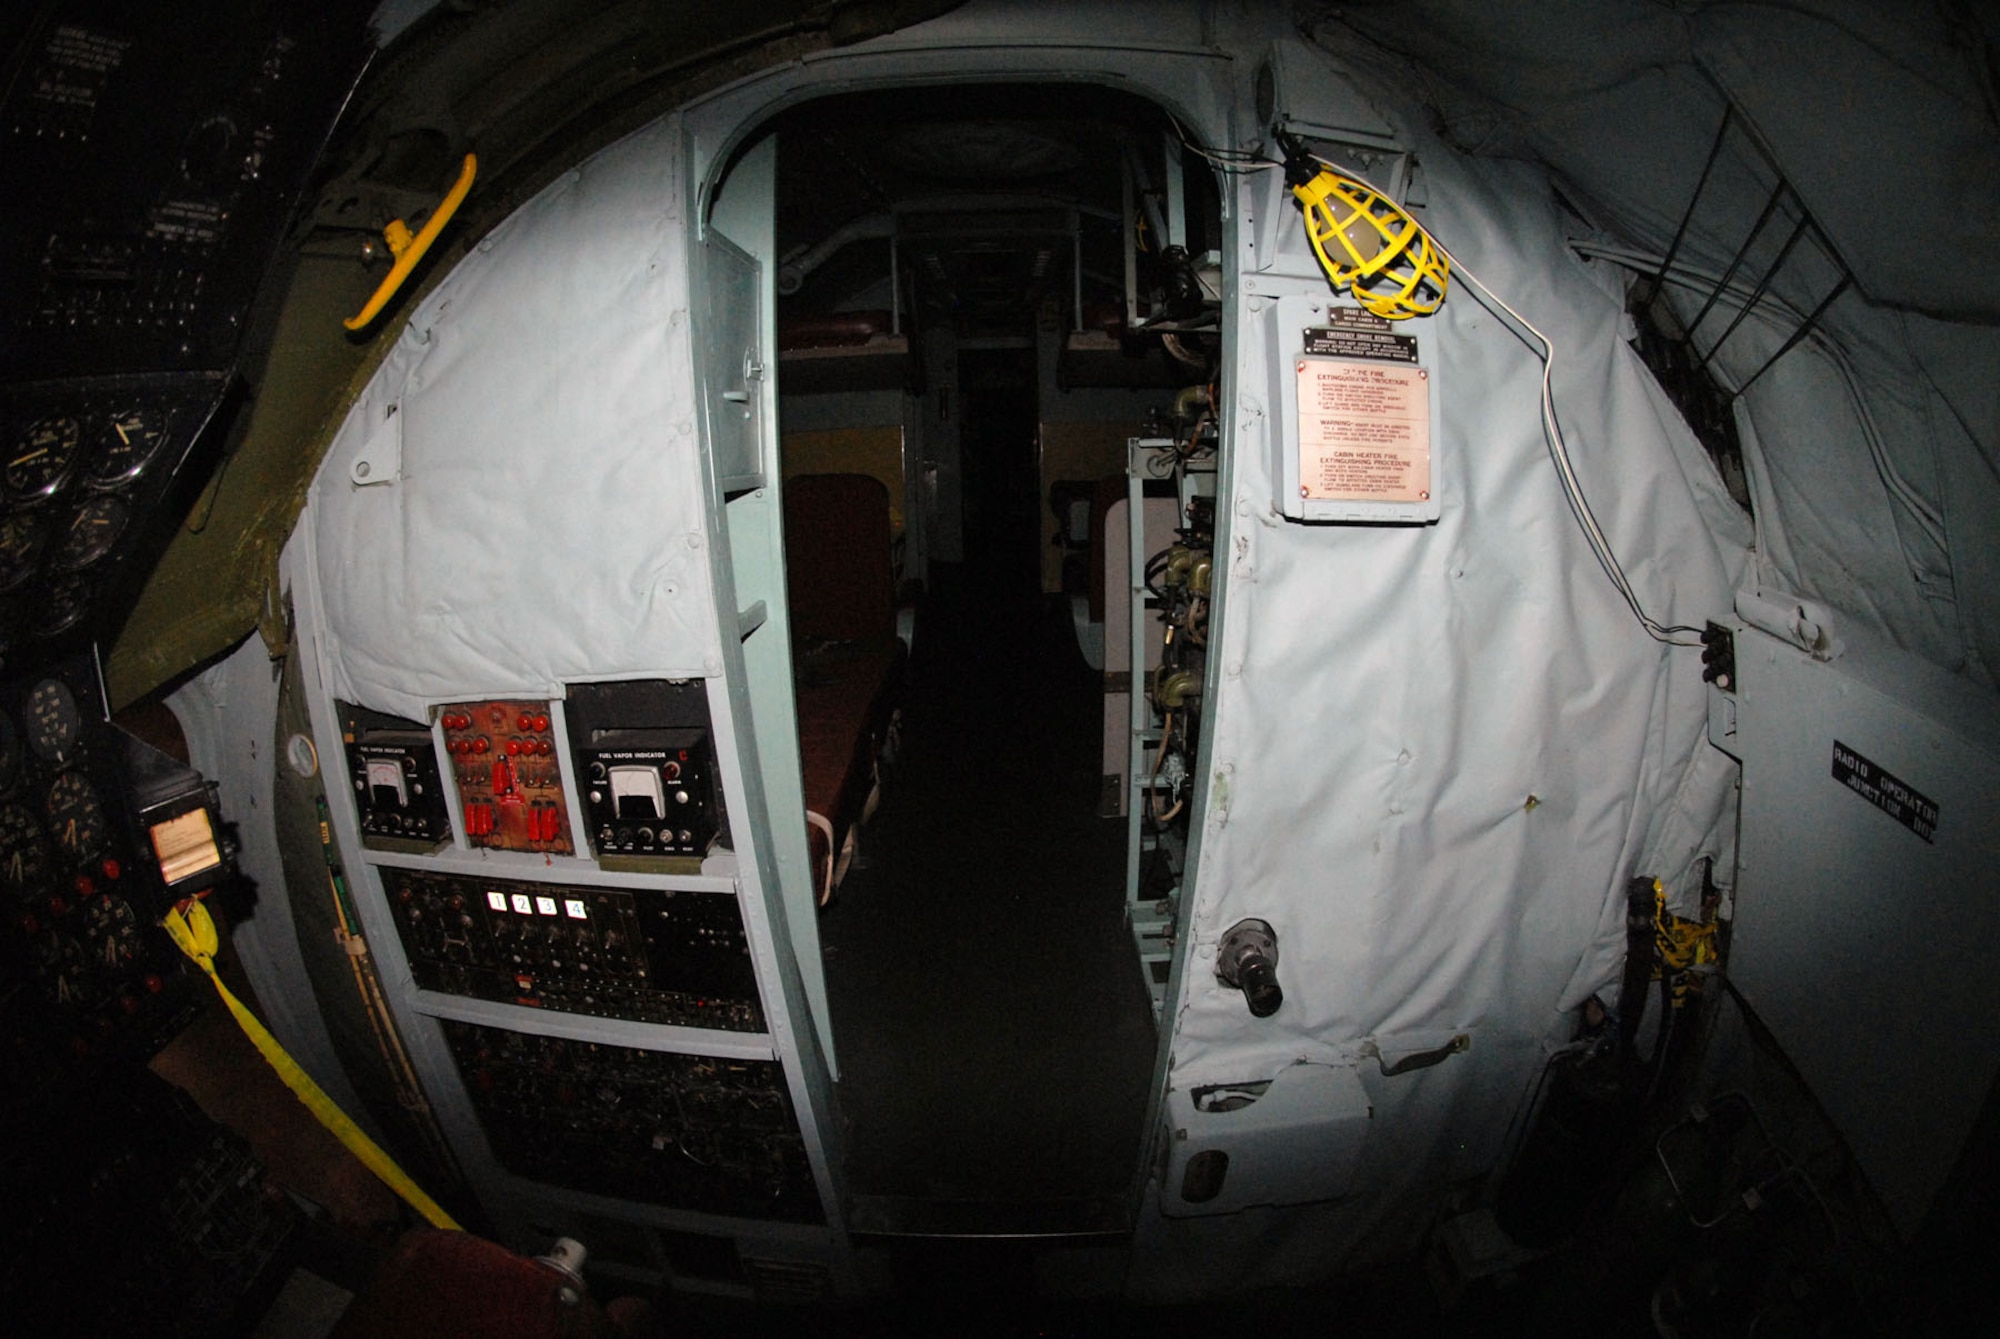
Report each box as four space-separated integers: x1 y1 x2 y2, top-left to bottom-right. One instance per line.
818 563 1157 1214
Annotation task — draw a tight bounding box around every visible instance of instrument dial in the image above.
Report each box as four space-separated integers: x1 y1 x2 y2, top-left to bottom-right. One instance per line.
34 930 91 1007
26 678 82 762
39 574 90 638
85 893 141 969
0 514 49 593
0 802 52 894
0 598 22 664
7 414 83 500
0 714 21 794
88 407 173 486
54 495 129 570
46 771 107 860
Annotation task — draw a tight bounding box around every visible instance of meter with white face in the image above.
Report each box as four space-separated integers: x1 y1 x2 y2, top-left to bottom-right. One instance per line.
46 770 107 860
26 678 83 763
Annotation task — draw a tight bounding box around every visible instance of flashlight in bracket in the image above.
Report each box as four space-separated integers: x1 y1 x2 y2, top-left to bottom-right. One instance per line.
1216 918 1283 1017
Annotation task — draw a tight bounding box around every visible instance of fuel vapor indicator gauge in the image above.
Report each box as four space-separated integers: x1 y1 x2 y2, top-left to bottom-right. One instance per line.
0 802 53 894
26 678 82 762
0 513 47 592
46 770 107 860
54 495 129 570
88 407 174 486
7 414 83 500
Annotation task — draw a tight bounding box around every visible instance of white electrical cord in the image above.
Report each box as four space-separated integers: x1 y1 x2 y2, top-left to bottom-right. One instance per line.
1310 155 1706 645
1567 239 1948 554
1447 246 1706 645
1169 128 1729 644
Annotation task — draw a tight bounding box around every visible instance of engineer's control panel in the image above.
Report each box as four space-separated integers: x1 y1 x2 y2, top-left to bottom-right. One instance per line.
382 869 762 1031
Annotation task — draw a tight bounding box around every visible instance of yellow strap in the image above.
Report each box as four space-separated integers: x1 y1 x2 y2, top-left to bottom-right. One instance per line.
163 900 462 1231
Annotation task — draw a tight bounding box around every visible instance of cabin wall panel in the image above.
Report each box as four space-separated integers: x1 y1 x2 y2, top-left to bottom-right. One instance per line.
303 114 717 721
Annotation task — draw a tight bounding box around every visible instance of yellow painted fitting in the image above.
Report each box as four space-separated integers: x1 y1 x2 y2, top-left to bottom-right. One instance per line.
344 154 478 332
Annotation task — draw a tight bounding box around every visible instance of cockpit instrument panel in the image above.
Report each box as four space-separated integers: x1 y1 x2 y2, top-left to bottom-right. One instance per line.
0 374 228 657
0 657 199 1070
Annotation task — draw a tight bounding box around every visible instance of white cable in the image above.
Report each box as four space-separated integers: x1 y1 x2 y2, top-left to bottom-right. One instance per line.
1306 154 1705 645
1568 240 1948 550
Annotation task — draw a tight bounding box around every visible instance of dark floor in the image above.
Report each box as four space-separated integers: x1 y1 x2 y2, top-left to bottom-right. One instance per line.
816 560 1158 1224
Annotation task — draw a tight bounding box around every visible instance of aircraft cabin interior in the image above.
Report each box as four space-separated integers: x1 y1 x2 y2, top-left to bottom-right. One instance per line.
1 1 1996 1334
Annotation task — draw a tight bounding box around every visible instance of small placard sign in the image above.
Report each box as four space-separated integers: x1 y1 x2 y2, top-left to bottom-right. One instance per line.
1831 740 1938 843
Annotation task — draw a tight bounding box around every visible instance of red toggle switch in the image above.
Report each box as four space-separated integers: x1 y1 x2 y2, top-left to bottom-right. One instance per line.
536 739 552 756
505 738 521 756
517 713 534 732
473 736 490 755
533 714 550 733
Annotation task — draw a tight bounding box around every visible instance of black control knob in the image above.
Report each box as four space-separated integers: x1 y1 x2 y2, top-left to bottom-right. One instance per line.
1216 918 1283 1017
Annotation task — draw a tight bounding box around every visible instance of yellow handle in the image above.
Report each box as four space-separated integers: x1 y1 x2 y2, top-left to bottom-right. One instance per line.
164 899 463 1230
344 153 478 332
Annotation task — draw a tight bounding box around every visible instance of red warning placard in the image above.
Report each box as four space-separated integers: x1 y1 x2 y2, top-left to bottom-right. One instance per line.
1294 358 1432 503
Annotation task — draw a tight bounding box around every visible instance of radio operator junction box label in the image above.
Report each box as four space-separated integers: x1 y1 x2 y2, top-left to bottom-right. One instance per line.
1272 296 1441 524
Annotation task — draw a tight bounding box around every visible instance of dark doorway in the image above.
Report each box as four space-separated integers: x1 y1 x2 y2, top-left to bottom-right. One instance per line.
955 346 1041 599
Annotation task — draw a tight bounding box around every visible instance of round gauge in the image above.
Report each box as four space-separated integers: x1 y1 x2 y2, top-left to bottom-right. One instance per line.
26 678 81 762
33 930 90 1006
7 414 83 500
0 597 22 665
0 514 48 593
46 770 107 860
0 802 53 895
39 574 89 638
0 714 21 794
88 407 173 486
85 893 140 969
54 495 128 570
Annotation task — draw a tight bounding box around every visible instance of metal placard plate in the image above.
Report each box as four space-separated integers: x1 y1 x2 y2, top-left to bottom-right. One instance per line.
1293 356 1433 505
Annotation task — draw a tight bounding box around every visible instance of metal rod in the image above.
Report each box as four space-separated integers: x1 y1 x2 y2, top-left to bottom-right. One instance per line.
1162 128 1186 250
1685 181 1787 340
1728 273 1852 402
1073 218 1084 334
1694 213 1810 371
889 232 900 337
1122 156 1139 328
1654 104 1733 299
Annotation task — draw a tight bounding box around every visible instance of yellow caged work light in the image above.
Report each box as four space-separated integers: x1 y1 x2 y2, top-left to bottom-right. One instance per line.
1280 132 1448 320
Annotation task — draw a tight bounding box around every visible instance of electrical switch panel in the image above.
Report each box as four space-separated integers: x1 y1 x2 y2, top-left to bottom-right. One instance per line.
441 1021 822 1223
339 702 449 852
381 869 762 1031
439 700 572 854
